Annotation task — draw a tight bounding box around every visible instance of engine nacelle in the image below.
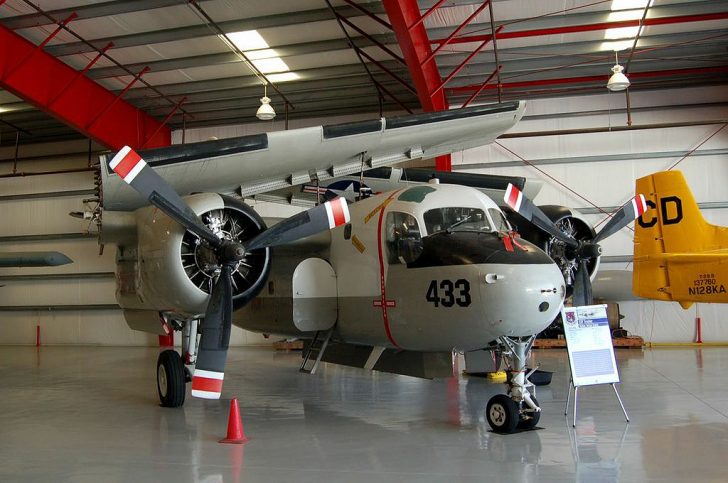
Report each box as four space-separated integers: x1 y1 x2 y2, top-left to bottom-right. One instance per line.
505 205 599 296
114 193 271 321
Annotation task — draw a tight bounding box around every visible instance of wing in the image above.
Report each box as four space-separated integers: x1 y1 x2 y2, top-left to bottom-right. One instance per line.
101 101 525 211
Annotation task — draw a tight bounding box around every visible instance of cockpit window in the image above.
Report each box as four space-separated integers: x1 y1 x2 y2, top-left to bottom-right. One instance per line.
489 208 511 232
423 207 490 235
385 211 423 264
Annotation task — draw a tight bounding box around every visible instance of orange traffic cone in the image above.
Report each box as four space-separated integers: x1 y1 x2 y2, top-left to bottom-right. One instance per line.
219 398 250 444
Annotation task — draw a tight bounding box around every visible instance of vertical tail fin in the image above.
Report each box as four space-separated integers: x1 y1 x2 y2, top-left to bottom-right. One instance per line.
633 170 728 305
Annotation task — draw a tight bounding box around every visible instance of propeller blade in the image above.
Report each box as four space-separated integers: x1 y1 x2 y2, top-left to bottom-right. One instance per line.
593 194 647 244
572 259 593 307
109 146 221 248
245 197 350 251
191 265 233 400
504 184 578 248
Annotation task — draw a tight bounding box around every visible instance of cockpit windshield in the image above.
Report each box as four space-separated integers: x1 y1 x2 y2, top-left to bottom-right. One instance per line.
424 207 491 235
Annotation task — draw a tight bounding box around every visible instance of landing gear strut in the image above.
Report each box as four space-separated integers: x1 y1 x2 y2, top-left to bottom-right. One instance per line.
486 335 540 433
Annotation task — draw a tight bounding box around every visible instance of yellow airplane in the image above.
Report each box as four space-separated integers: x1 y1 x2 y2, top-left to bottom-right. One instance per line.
633 170 728 309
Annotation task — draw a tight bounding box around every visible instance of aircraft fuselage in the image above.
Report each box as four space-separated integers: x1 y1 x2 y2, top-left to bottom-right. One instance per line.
234 184 566 352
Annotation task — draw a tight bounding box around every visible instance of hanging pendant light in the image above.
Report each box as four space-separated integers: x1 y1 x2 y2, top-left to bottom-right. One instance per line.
256 84 276 120
607 51 630 92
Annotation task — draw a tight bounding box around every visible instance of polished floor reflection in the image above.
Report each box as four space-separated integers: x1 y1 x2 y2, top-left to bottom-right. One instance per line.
1 346 728 482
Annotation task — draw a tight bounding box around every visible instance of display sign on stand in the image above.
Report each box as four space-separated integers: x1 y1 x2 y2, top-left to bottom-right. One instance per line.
562 304 629 427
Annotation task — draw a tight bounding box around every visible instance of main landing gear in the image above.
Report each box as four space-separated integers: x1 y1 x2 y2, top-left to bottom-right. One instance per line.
157 350 186 407
486 335 541 434
156 319 198 408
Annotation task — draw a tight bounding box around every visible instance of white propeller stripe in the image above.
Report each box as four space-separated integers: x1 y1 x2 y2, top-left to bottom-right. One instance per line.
109 145 131 170
191 389 222 399
194 369 224 380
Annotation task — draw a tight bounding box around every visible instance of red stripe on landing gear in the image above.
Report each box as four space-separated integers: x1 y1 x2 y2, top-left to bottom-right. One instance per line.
113 150 142 180
192 376 223 393
376 190 404 349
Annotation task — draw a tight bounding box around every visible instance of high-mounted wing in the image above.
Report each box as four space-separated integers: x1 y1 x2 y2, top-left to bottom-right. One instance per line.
101 101 526 211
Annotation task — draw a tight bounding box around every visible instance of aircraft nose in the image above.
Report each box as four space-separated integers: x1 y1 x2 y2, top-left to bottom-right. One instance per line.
480 262 565 337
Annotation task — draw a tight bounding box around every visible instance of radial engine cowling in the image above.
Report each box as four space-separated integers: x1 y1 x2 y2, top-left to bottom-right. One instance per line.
116 193 271 319
505 205 599 297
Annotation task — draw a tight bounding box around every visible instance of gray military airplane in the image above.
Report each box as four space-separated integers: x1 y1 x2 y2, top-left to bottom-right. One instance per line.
85 101 644 433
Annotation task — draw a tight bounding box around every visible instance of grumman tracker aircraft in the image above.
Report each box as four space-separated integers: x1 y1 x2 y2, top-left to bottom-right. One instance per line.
89 102 645 433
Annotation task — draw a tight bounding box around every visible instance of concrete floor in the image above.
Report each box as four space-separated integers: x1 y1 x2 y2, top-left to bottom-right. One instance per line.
1 346 728 482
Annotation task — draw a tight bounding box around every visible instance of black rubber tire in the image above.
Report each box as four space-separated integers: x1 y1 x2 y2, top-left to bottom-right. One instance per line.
486 394 519 434
157 350 186 408
517 396 541 430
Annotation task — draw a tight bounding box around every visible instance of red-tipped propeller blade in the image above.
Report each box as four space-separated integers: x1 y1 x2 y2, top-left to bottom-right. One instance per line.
109 146 222 248
504 184 578 248
593 194 647 243
245 197 350 251
191 265 233 399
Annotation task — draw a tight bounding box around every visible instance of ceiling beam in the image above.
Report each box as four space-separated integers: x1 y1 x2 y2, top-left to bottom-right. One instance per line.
0 23 170 150
383 0 450 171
0 0 203 29
430 11 728 45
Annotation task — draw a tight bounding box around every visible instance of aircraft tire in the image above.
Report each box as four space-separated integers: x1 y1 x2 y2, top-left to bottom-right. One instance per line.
517 396 540 430
486 394 519 433
157 350 186 407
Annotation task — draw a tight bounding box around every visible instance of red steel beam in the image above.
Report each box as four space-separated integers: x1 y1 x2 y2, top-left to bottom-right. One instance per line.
0 24 170 150
432 34 496 96
409 0 448 31
431 11 728 45
383 0 450 170
463 65 501 107
446 65 728 93
423 1 490 65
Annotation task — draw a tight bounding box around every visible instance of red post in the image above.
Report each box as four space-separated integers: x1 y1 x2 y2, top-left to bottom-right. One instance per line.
36 325 41 347
695 317 703 344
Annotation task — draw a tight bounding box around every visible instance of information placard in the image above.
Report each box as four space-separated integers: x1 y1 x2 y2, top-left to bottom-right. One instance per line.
562 304 620 387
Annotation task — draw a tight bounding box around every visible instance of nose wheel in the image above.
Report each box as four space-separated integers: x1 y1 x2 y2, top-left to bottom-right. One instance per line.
486 335 541 434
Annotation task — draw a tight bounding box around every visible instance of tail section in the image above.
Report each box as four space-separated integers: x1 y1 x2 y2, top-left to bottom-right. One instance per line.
633 170 728 307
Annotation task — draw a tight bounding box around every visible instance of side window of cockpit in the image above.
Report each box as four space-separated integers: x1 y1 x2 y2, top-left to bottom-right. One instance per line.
385 212 423 264
489 208 511 232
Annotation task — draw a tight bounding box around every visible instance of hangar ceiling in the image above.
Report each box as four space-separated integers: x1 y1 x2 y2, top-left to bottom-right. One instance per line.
0 0 726 146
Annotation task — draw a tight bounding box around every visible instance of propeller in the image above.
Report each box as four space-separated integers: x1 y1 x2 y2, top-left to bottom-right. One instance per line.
109 146 350 399
504 183 646 306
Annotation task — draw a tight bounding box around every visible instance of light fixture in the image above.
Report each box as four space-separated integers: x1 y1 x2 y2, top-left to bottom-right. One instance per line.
607 51 630 91
256 84 276 120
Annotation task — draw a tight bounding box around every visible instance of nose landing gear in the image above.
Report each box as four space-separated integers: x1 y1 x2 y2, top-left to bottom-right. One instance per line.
485 335 541 433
